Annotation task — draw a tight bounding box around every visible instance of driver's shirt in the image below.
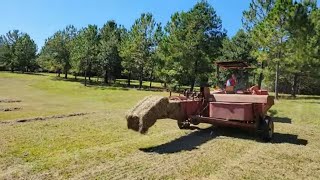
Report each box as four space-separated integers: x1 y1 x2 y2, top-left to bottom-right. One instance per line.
226 78 236 86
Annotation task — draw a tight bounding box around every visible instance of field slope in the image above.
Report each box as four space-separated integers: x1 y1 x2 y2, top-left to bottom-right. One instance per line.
0 72 320 179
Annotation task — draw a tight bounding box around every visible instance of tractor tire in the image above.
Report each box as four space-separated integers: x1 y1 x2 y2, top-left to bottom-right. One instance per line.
259 116 274 142
190 118 200 125
177 120 190 129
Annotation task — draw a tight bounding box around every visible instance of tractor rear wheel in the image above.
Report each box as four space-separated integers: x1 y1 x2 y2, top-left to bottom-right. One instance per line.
177 120 190 129
259 116 274 142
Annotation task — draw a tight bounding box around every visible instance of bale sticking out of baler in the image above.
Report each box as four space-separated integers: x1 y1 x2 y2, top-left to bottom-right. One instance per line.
126 96 182 134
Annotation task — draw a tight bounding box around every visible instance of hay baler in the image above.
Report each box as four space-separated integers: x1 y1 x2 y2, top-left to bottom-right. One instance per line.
169 61 275 141
170 92 274 141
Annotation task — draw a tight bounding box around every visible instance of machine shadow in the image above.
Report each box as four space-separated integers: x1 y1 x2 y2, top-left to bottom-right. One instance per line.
273 117 292 124
140 126 308 154
272 133 308 145
140 127 217 154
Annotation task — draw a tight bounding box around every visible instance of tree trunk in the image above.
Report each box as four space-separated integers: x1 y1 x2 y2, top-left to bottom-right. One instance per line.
149 71 153 88
190 78 195 92
58 70 61 77
190 60 198 92
84 60 88 86
291 74 298 98
139 75 143 89
104 69 108 84
164 82 167 89
84 69 87 86
216 65 220 87
88 62 92 82
74 74 77 80
258 62 264 89
275 61 280 100
88 69 91 82
139 68 143 89
10 65 14 72
127 71 131 86
64 71 68 79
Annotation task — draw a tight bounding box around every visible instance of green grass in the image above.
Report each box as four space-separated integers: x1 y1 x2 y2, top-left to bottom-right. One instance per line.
0 72 320 179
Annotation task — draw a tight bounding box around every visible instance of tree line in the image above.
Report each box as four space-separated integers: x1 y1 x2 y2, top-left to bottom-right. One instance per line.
0 0 320 98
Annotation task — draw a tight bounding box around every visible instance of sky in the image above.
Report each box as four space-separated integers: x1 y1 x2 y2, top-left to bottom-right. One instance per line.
0 0 262 49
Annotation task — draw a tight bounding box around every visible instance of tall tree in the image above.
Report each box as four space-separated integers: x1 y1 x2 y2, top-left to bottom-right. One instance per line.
119 28 135 86
285 1 317 97
38 25 77 78
219 29 256 88
71 25 99 86
242 0 275 31
120 13 157 89
0 30 23 72
99 20 122 84
243 0 275 89
249 0 293 99
146 23 163 88
14 34 37 72
220 29 255 62
161 1 225 91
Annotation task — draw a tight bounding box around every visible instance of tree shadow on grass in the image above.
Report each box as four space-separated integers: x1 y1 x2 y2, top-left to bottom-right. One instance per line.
279 95 320 100
12 72 47 76
140 126 307 154
50 76 167 92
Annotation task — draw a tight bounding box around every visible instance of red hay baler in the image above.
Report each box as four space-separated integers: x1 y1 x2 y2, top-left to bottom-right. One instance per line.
169 61 275 141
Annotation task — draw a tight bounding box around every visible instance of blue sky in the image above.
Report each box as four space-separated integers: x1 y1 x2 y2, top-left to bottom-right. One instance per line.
1 0 312 50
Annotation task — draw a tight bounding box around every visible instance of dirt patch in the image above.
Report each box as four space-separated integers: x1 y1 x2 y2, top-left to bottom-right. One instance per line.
126 96 183 134
0 99 22 103
0 112 94 125
0 107 21 112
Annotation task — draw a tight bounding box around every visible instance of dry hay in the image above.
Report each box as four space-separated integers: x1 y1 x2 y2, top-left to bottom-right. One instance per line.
126 96 183 134
0 99 22 103
0 112 94 125
0 107 21 112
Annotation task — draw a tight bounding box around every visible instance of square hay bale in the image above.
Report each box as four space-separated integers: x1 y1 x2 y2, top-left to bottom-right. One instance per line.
126 96 182 134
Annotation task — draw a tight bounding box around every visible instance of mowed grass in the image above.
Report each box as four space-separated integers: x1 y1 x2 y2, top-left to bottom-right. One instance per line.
0 72 320 179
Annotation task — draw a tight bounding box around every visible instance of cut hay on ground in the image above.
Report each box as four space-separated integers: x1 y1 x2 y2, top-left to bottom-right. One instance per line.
0 107 21 112
126 96 183 134
0 99 22 103
0 112 94 125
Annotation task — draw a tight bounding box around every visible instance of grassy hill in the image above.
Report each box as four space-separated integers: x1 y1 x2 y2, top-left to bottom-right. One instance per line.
0 72 319 179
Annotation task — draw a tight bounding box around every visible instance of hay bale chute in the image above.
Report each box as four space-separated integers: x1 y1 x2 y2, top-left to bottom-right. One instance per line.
126 96 183 134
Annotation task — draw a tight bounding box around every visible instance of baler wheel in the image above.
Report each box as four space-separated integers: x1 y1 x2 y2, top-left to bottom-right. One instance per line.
259 116 274 142
177 120 190 129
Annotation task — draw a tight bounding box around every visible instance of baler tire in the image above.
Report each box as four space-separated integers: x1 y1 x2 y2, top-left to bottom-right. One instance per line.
259 116 274 142
190 118 200 125
177 121 190 129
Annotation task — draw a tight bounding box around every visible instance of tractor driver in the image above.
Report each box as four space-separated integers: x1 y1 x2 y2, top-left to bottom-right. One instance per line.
226 74 237 87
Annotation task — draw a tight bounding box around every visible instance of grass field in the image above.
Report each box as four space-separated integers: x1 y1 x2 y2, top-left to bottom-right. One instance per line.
1 72 320 179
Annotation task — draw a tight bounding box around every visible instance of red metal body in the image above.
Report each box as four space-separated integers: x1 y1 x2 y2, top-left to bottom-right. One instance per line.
170 93 274 130
209 102 254 121
171 61 275 132
180 100 203 117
